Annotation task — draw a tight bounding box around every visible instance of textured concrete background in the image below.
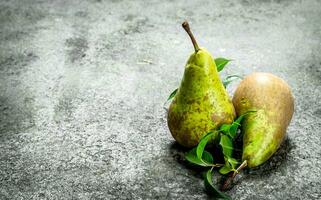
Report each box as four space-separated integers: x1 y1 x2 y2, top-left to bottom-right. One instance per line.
0 0 321 199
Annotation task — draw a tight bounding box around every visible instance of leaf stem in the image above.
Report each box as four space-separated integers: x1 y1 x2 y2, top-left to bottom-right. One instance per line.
221 160 247 191
232 160 247 178
212 163 225 168
182 21 200 52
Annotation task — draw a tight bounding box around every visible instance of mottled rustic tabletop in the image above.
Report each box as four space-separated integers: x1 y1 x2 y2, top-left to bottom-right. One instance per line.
1 0 321 199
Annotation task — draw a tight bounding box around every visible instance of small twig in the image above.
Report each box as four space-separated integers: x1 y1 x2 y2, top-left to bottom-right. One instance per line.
137 59 153 65
211 163 225 168
221 160 247 191
232 160 247 178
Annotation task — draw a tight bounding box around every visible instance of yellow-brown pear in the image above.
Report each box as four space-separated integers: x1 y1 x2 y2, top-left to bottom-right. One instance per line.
233 72 294 168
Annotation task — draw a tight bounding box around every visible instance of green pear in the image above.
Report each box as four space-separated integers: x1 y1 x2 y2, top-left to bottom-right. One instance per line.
167 21 236 148
233 72 294 168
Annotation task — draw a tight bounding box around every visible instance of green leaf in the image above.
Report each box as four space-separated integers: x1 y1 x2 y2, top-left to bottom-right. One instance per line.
196 131 216 160
228 122 240 139
219 124 231 134
228 123 240 139
219 135 233 158
234 113 246 125
227 157 239 169
185 148 214 167
219 165 233 175
223 74 243 88
215 58 231 72
203 150 214 164
219 156 239 174
167 88 178 101
236 110 257 124
228 110 257 138
204 169 231 200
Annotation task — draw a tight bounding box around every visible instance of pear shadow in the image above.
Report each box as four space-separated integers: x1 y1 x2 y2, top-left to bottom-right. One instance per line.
168 142 203 178
168 142 224 200
168 136 294 195
221 137 294 191
169 141 231 197
242 137 294 178
169 141 226 173
168 142 217 179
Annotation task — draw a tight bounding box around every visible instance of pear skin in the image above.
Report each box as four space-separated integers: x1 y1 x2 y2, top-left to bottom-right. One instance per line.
167 22 235 148
233 72 294 168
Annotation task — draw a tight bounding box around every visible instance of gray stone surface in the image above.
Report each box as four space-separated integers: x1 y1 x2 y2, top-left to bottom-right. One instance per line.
0 0 321 199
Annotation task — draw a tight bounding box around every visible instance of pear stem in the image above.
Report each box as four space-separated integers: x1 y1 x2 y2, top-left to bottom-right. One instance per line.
221 160 248 191
182 21 200 52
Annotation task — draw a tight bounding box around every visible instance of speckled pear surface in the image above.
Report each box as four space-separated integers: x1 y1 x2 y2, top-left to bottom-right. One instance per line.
167 47 235 147
233 73 294 168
